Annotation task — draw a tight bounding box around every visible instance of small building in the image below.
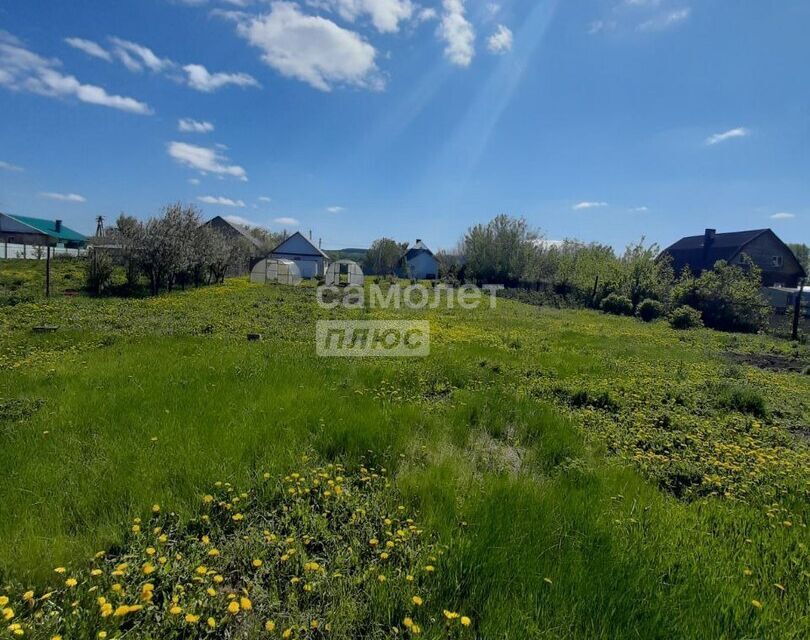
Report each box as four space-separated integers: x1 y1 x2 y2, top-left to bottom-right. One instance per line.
325 259 364 286
203 216 263 252
400 239 438 280
268 231 330 278
661 228 806 287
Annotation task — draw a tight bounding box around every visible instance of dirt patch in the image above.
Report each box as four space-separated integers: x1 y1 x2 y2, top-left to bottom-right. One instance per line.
468 428 526 475
728 352 808 374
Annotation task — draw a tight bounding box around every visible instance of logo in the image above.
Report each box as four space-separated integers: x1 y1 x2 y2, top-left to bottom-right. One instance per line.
316 320 430 357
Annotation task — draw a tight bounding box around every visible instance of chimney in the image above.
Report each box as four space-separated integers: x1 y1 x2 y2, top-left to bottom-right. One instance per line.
309 229 312 240
702 228 716 271
318 238 322 249
704 228 716 245
416 238 422 244
55 219 62 233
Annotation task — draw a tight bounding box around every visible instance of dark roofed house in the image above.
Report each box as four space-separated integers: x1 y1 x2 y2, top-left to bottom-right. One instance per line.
399 239 438 280
661 228 805 287
203 215 263 251
0 212 87 249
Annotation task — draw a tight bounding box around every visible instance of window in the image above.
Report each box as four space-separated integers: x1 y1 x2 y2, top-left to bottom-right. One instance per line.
771 255 783 268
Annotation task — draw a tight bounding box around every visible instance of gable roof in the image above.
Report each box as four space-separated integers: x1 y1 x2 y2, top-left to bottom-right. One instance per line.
662 228 805 276
204 216 262 249
0 212 87 247
269 231 330 259
404 239 436 261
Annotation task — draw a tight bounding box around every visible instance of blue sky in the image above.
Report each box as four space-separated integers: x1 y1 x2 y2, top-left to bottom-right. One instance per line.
1 0 808 251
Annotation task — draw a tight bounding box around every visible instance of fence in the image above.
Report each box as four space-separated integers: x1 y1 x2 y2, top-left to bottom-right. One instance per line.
1 243 86 259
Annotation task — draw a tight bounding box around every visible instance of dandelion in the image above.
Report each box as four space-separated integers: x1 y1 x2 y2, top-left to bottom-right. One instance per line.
54 567 66 574
227 601 240 614
378 574 386 582
64 578 77 588
98 633 107 639
751 600 763 609
2 607 14 621
185 614 200 624
239 597 252 611
232 513 244 522
252 558 262 567
152 504 160 513
142 563 155 575
22 591 34 602
90 569 103 577
208 548 220 557
170 605 183 615
265 620 276 631
0 596 7 606
411 595 423 606
207 617 216 629
403 617 414 628
424 565 435 573
283 629 293 639
461 616 471 626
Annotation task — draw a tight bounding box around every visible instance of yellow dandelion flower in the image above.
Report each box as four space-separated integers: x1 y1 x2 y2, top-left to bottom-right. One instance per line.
0 597 7 607
142 563 155 575
265 620 276 632
185 613 200 624
378 574 386 582
207 617 216 629
90 569 103 577
461 616 471 627
152 504 161 513
98 632 107 639
208 549 220 557
239 597 252 610
282 628 292 639
65 578 77 588
22 591 34 602
424 565 435 573
2 607 14 621
170 606 183 615
227 601 240 614
411 595 423 606
252 559 262 568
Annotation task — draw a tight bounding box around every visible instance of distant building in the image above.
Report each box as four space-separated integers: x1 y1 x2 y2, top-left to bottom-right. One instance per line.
269 231 330 278
203 216 262 252
1 212 87 258
661 228 805 287
401 239 438 280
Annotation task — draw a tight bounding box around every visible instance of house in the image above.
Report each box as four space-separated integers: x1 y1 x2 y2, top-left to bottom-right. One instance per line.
268 231 330 278
661 228 806 287
401 239 439 280
203 216 263 252
1 212 87 258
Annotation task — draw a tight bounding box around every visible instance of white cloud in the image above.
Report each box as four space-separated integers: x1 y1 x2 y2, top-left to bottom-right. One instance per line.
326 205 344 213
188 177 201 185
274 216 299 225
487 24 512 54
0 33 153 115
178 117 215 133
258 196 272 202
631 206 649 212
770 212 795 220
573 201 608 210
168 142 247 180
439 0 475 67
109 37 172 73
705 127 750 146
182 63 260 92
417 7 437 22
39 192 86 203
637 7 691 32
198 195 246 207
0 160 23 172
236 2 381 91
64 37 112 62
326 0 415 33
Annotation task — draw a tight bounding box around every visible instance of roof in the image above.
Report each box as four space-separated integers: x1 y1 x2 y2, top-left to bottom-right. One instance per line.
204 216 262 249
404 239 435 261
0 212 87 247
269 231 330 259
661 228 805 276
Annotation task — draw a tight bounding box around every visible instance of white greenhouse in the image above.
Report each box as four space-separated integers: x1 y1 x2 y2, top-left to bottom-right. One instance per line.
250 258 302 286
324 260 364 287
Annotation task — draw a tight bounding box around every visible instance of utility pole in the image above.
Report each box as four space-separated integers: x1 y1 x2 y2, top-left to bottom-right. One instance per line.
45 245 51 297
791 278 804 341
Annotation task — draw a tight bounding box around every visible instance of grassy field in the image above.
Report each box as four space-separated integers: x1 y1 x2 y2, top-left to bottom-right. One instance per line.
1 259 809 638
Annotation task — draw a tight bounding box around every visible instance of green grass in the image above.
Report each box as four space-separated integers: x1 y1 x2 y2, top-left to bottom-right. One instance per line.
1 274 808 638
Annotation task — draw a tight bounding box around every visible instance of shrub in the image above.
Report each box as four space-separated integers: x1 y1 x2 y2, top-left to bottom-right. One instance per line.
669 305 703 330
85 250 114 294
600 293 633 316
671 257 768 332
637 298 664 322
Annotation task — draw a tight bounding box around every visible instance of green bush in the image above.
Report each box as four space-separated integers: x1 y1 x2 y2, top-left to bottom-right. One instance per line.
669 305 703 330
672 258 768 332
600 293 633 316
85 250 114 294
637 298 665 322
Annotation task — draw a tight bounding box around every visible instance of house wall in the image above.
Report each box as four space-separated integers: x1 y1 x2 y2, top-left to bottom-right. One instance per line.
407 252 439 279
270 253 325 277
737 234 803 287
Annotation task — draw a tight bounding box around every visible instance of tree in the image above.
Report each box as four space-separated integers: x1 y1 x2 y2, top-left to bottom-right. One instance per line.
672 256 768 332
617 238 674 311
85 248 114 294
112 213 143 288
461 215 540 285
365 238 407 275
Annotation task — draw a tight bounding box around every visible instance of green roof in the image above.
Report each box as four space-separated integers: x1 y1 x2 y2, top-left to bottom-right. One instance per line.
1 213 87 245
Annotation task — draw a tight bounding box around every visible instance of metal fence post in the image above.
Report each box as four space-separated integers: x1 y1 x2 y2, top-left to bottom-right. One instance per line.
791 278 804 340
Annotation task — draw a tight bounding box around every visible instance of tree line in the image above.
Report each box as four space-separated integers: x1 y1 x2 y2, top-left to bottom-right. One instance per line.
87 203 282 295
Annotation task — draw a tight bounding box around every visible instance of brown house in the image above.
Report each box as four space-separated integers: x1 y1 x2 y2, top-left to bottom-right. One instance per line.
661 228 806 287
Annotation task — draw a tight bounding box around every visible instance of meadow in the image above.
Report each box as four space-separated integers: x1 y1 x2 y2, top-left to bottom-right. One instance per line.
0 259 808 638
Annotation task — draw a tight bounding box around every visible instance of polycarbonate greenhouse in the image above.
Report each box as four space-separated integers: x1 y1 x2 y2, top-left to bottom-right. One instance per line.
324 260 364 286
250 258 302 285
